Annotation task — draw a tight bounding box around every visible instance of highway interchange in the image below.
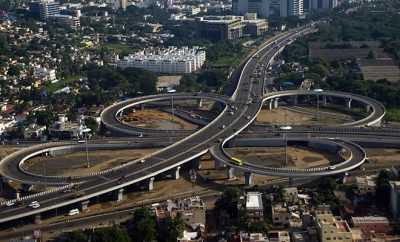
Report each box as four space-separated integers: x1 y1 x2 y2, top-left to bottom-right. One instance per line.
0 23 398 230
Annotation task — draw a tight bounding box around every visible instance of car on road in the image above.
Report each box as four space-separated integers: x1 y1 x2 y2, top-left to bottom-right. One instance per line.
28 201 40 209
140 159 145 163
221 125 226 129
68 209 80 216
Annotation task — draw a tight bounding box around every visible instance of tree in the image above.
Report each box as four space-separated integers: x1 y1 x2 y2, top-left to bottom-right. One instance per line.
85 117 99 134
127 208 157 242
215 187 241 220
375 170 391 210
158 213 185 242
59 226 131 242
367 50 375 59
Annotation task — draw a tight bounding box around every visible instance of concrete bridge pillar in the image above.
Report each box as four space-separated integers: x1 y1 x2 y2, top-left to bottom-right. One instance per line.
173 166 181 180
115 188 124 202
80 200 90 211
198 98 203 108
15 190 20 200
322 96 327 106
34 214 41 224
191 157 201 170
140 104 145 111
268 100 273 110
366 104 372 113
293 96 298 105
227 167 235 180
346 99 352 110
273 98 279 109
148 177 155 191
244 172 254 186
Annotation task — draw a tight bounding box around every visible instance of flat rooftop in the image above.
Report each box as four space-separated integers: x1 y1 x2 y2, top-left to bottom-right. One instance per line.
246 192 263 210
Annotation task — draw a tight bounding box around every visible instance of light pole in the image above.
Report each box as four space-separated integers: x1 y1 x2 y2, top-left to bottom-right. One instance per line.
280 125 292 166
314 89 323 121
82 128 91 168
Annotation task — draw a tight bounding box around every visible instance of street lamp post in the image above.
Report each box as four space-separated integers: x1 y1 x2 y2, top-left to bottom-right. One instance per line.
313 89 323 121
82 128 91 168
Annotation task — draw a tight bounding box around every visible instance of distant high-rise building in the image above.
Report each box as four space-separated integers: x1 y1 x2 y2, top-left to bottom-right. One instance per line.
111 0 127 11
29 0 60 20
232 0 303 18
288 0 303 16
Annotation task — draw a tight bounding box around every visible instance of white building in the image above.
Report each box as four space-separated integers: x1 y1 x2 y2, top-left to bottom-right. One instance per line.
117 47 206 74
0 116 16 135
33 66 57 81
246 192 264 221
232 0 303 18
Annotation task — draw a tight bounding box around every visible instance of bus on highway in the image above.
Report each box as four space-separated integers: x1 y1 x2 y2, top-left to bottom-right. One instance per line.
231 157 243 166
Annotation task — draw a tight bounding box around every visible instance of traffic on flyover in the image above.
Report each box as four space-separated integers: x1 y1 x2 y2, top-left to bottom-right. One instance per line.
0 23 397 227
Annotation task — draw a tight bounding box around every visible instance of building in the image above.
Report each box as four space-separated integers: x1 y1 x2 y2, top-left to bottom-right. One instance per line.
196 16 243 40
390 181 400 218
246 192 264 221
117 46 206 74
291 232 306 242
0 116 16 135
243 18 268 36
48 114 86 139
23 124 47 140
29 0 60 20
232 0 303 18
315 211 352 242
195 15 267 40
268 231 290 242
272 204 289 226
283 187 298 203
33 66 57 82
351 216 391 235
288 0 303 16
355 175 376 195
112 0 127 11
48 14 80 29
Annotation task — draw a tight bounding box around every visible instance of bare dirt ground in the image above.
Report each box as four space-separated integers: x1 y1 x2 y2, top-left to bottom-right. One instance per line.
0 146 20 160
363 148 400 168
122 109 198 130
23 148 157 177
256 106 356 126
226 146 335 168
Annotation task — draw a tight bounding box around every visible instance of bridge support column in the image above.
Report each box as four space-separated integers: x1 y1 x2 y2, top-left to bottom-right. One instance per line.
227 167 235 180
198 98 203 108
148 177 155 191
244 172 254 186
81 200 90 211
173 166 181 180
288 177 294 186
140 104 145 110
346 99 352 109
34 214 41 224
191 157 201 170
15 190 20 200
273 98 279 109
268 100 273 110
115 188 124 202
366 104 372 113
293 96 298 105
322 96 327 106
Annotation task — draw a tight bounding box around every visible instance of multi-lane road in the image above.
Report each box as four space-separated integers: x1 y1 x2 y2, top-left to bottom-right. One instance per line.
0 23 396 229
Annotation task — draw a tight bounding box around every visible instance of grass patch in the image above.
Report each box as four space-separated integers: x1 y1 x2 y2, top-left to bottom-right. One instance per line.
386 108 400 122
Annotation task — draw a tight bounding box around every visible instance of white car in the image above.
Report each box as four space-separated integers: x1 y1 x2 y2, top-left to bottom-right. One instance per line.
140 159 145 163
29 201 40 209
68 209 80 216
6 201 15 207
